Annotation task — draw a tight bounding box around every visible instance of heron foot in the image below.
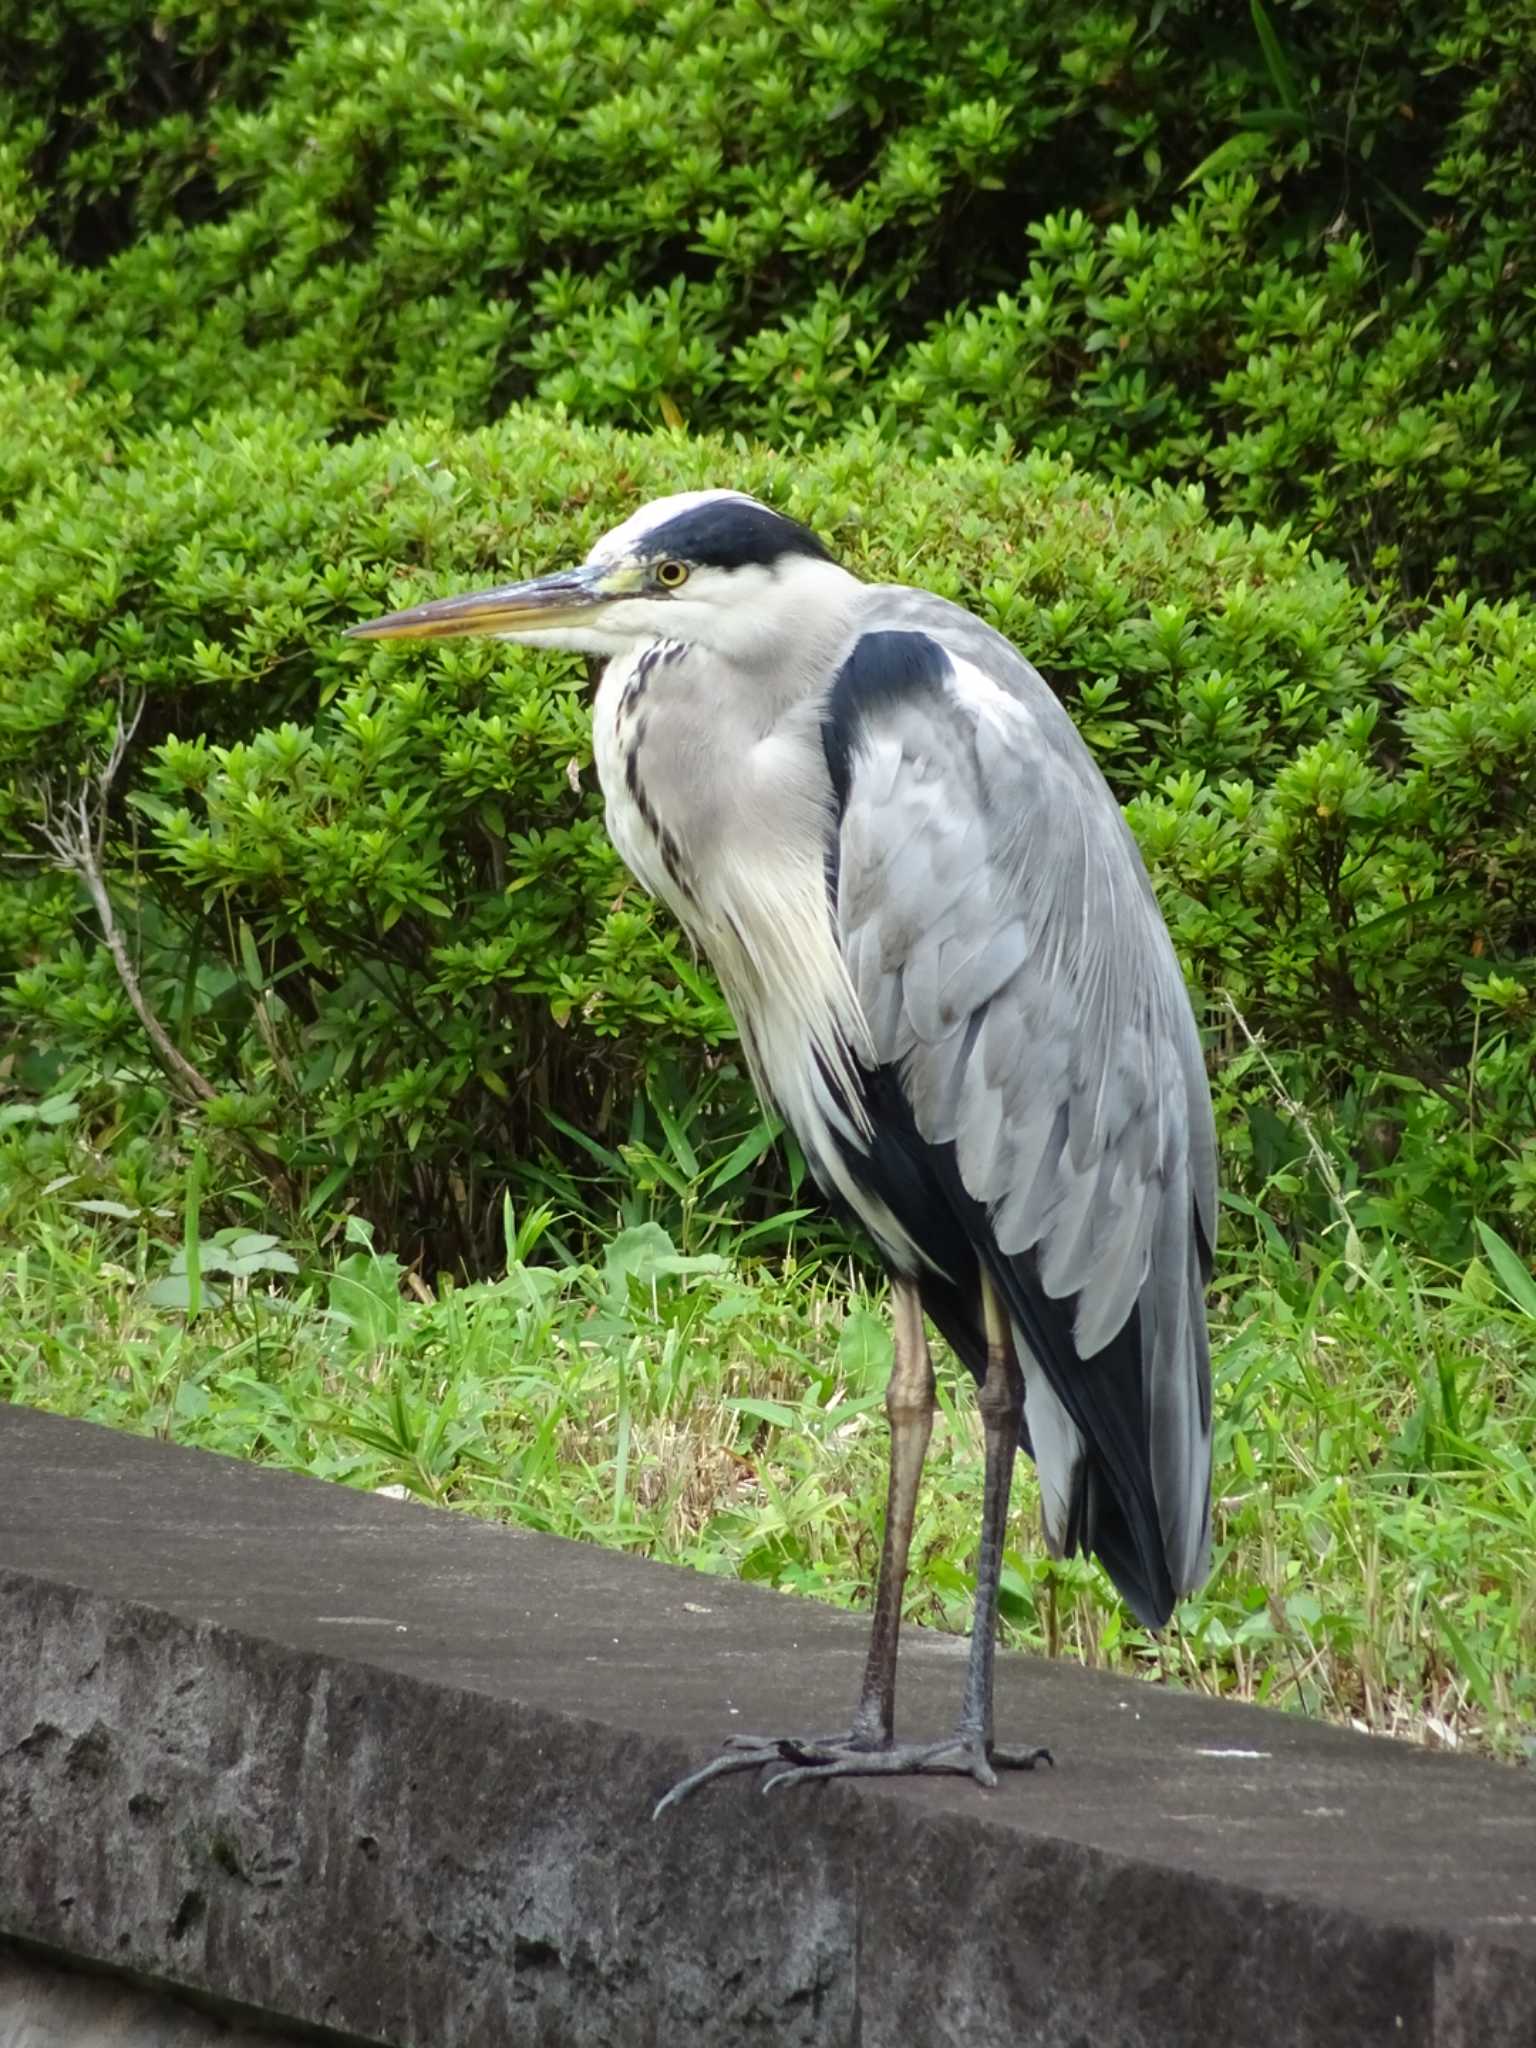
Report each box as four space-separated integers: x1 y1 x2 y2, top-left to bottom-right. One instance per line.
653 1730 1052 1816
652 1730 868 1817
764 1731 1052 1795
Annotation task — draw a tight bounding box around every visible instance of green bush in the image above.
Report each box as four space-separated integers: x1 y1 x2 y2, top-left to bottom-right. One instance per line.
885 183 1536 595
2 0 312 257
5 0 1536 590
1 0 1195 429
4 390 1533 1260
0 354 129 505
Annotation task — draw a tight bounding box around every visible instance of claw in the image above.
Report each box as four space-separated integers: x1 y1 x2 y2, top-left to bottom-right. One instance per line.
993 1744 1054 1770
652 1745 775 1819
656 1727 1050 1812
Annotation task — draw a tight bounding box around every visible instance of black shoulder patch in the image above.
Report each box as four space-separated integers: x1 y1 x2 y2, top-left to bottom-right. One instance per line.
643 499 834 572
821 629 949 812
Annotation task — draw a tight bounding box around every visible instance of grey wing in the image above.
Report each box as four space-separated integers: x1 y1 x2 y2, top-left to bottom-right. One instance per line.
829 609 1217 1615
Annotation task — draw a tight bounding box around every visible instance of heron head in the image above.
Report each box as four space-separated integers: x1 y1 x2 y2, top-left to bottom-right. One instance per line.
346 489 854 661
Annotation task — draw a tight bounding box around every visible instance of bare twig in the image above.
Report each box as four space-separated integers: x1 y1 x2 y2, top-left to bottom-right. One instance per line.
1221 991 1364 1277
40 697 218 1109
40 702 300 1212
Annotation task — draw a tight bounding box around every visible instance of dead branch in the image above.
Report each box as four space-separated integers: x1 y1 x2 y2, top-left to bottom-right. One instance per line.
39 699 297 1209
39 696 218 1109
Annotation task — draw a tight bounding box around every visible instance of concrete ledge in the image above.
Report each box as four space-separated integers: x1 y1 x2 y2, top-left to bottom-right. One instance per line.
0 1935 317 2046
2 1405 1533 2047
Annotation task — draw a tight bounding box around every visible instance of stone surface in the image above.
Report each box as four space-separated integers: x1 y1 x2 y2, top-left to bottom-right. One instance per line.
0 1938 317 2047
1 1403 1534 2048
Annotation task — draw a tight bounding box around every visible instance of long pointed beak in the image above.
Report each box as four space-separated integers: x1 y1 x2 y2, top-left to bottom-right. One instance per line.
346 563 616 641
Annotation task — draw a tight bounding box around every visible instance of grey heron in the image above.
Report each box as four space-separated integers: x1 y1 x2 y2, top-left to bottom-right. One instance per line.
349 490 1217 1809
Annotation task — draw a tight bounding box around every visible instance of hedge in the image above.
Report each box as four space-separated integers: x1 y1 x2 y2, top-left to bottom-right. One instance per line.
4 0 1536 592
5 385 1533 1262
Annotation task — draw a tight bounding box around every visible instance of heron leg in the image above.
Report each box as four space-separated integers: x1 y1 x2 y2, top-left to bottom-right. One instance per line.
847 1272 935 1746
654 1271 1049 1817
957 1271 1026 1758
757 1274 1050 1795
654 1274 933 1817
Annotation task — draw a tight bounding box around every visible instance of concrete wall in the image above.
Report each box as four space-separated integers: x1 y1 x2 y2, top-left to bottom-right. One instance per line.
2 1406 1534 2046
0 1939 316 2047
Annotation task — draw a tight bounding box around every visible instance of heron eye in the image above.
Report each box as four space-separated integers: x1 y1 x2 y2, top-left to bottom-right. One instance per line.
655 560 690 589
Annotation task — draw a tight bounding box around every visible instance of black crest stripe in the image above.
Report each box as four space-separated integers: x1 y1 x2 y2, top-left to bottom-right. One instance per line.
643 500 834 571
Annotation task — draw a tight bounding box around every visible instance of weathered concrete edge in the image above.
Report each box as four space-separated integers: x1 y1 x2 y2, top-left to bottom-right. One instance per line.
0 1933 332 2047
3 1560 1534 2048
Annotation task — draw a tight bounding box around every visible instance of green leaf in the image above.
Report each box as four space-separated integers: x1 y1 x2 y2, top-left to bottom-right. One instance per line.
224 1244 300 1277
1181 129 1274 189
147 1273 228 1311
476 1057 510 1101
1433 1600 1497 1720
1233 105 1309 135
303 1163 352 1218
1250 0 1303 116
237 920 264 991
603 1223 729 1295
183 1146 205 1321
326 1253 407 1349
705 1114 783 1192
544 1109 625 1176
1474 1223 1536 1321
226 1232 281 1256
729 1397 802 1430
651 1093 699 1180
837 1307 893 1391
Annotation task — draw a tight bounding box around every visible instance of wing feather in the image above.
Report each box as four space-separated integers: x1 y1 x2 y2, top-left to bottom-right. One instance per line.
825 607 1217 1621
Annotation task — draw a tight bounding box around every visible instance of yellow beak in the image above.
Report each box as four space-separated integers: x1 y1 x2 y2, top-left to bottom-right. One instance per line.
346 564 616 641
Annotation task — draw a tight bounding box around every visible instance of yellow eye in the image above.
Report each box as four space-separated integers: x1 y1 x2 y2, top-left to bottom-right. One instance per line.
655 560 690 589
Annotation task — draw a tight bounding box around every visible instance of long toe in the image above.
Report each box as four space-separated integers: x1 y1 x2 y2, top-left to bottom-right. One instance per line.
652 1742 785 1818
654 1730 876 1817
763 1731 1041 1795
764 1744 978 1794
656 1728 1051 1812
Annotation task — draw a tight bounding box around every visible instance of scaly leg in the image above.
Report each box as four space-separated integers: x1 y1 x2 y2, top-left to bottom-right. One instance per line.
654 1272 1049 1814
848 1272 936 1745
655 1275 934 1814
764 1270 1049 1791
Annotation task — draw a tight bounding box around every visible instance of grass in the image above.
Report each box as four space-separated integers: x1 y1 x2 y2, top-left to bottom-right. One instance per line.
3 1117 1535 1764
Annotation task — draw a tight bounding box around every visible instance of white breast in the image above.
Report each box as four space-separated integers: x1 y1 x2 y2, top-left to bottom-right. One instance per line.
592 641 692 916
591 645 922 1271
